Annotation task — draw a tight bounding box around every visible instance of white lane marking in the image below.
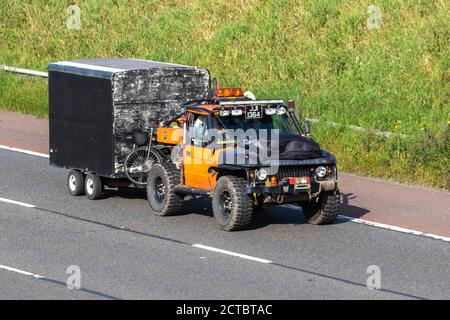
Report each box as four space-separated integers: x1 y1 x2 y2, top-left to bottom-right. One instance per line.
0 144 48 158
0 197 36 208
285 204 450 243
0 265 45 279
338 215 450 242
193 244 272 264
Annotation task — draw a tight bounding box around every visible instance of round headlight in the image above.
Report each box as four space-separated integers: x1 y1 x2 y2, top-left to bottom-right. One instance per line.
256 169 268 180
315 166 327 178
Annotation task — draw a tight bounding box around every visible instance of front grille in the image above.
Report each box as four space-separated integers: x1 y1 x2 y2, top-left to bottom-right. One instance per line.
275 166 315 180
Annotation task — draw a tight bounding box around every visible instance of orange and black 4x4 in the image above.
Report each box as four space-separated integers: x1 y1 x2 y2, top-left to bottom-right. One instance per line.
144 89 340 231
51 58 339 231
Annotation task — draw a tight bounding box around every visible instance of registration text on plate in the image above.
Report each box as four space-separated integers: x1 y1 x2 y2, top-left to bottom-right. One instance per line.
246 105 262 119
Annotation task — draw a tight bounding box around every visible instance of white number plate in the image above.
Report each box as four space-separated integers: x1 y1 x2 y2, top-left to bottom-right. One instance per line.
245 105 262 119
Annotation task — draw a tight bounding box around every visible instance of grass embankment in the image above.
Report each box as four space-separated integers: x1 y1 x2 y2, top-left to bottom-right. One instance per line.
0 0 449 189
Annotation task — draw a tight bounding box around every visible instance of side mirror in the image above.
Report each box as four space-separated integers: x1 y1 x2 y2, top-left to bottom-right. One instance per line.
303 120 311 135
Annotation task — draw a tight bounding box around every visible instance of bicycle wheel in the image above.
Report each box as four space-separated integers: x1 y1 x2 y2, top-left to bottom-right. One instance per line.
124 147 160 185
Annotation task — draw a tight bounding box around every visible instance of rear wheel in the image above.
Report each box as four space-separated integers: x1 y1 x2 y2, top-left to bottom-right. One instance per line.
212 176 253 231
85 173 103 200
146 163 183 216
301 191 340 225
67 170 84 196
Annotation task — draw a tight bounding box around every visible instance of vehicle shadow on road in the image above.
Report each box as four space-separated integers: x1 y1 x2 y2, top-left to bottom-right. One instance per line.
249 205 351 230
104 187 147 200
105 188 371 229
340 192 370 219
246 192 371 230
179 197 350 230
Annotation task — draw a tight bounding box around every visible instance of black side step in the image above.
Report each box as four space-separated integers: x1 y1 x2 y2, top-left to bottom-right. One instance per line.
174 186 210 196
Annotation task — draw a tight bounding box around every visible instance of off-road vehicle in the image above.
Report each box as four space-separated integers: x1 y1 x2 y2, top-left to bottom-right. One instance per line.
49 58 339 231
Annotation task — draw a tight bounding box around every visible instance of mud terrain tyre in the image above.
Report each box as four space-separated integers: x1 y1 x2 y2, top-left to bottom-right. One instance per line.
147 163 183 216
302 191 340 225
212 176 253 231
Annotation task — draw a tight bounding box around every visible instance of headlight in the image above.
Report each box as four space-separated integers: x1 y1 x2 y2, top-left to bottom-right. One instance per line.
231 109 243 116
219 110 230 116
256 169 268 180
315 166 327 178
277 107 286 115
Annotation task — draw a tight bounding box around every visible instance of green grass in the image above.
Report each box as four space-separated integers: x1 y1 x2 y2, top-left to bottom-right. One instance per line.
0 0 449 189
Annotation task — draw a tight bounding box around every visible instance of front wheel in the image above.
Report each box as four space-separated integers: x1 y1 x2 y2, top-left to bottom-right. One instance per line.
212 176 253 231
301 191 340 225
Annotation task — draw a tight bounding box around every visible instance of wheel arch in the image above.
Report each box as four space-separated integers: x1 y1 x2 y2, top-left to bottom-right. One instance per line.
213 165 249 181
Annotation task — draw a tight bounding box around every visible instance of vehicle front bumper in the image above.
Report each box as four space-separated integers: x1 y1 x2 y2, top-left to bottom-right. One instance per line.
245 180 338 194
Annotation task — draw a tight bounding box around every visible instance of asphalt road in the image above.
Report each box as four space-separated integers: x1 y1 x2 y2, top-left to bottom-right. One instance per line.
0 149 449 300
2 109 450 238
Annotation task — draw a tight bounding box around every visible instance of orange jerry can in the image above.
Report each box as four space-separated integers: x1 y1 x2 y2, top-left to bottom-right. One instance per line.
156 127 183 145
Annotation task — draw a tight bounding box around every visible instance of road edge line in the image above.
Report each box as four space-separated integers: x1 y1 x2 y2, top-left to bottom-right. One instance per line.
338 215 450 242
0 144 49 158
0 196 36 208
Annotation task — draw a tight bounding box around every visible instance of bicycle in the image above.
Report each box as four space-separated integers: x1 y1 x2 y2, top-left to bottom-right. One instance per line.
124 127 162 186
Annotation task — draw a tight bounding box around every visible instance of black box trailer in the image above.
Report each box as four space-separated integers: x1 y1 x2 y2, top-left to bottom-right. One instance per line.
48 58 210 180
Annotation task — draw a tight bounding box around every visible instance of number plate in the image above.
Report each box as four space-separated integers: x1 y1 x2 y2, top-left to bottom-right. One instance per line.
245 105 262 119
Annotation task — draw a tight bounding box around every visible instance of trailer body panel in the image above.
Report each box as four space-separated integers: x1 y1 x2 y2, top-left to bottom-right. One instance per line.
49 70 114 176
48 58 210 178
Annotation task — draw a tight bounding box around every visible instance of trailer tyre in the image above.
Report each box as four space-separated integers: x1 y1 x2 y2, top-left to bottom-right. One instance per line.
212 176 253 231
301 191 340 225
67 170 85 196
85 173 103 200
147 163 183 216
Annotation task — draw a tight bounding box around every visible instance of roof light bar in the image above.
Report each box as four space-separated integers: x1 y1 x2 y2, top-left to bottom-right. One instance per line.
216 87 244 97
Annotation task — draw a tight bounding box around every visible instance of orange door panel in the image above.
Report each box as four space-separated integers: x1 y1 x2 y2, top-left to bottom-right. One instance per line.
183 145 217 190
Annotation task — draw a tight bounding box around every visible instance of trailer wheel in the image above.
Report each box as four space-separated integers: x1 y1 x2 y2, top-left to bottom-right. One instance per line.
212 176 253 231
67 170 85 196
301 191 340 225
85 173 103 200
147 163 183 216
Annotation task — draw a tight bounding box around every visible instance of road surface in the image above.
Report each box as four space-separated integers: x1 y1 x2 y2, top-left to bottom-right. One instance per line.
0 149 449 300
1 109 449 237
